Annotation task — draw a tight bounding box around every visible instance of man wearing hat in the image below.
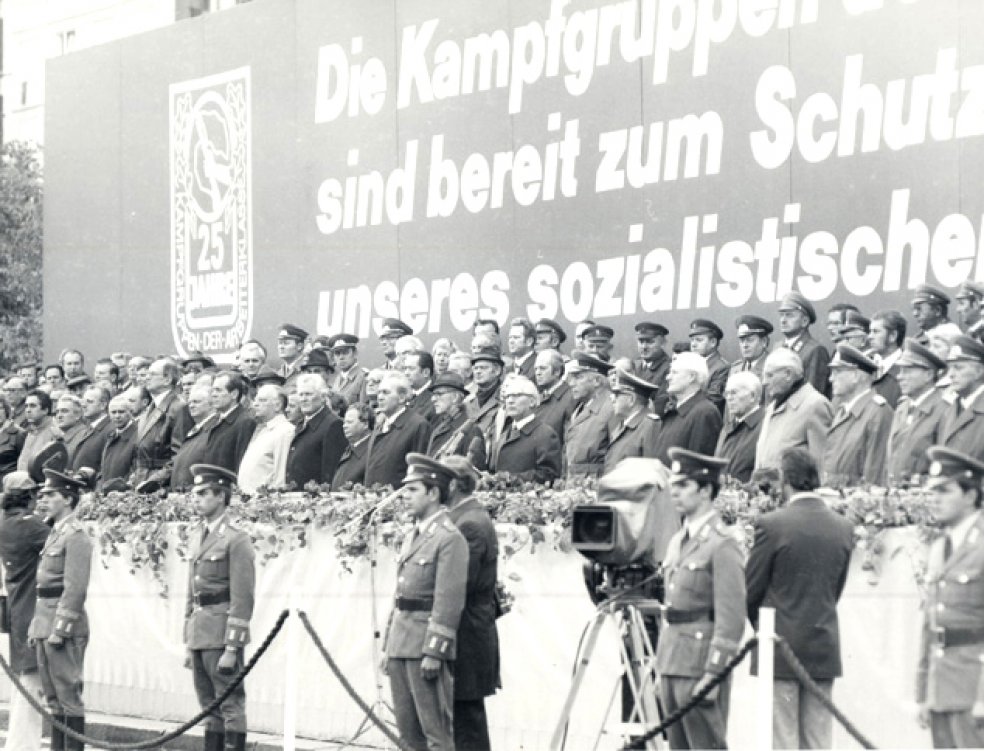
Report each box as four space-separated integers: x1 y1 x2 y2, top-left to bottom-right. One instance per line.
912 284 952 344
631 322 671 399
917 446 984 748
487 375 561 482
820 344 894 486
887 340 949 482
28 469 93 748
365 373 433 488
276 324 309 386
825 304 859 346
730 316 772 381
837 310 871 352
534 318 567 353
427 373 486 469
184 464 256 751
603 369 659 475
939 335 984 461
869 311 906 408
689 319 729 413
464 346 505 442
656 448 746 750
581 324 615 362
298 348 334 382
650 352 723 466
378 318 414 370
181 352 217 375
383 454 468 751
778 291 831 396
329 334 368 405
955 280 984 339
564 351 615 478
250 365 286 392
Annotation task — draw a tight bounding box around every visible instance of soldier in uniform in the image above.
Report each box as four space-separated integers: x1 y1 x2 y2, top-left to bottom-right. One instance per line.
955 280 984 339
28 469 93 750
329 334 369 405
730 316 772 381
379 318 414 370
939 335 984 462
564 352 615 477
820 344 894 486
887 340 948 483
777 291 831 396
689 319 729 413
603 369 659 475
184 464 256 751
656 448 746 750
383 453 468 751
912 285 952 345
917 446 984 748
534 318 567 353
837 310 871 352
630 321 671 384
581 324 615 362
275 324 309 388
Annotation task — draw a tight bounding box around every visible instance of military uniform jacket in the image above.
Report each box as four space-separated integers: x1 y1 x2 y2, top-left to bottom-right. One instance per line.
755 381 832 471
331 435 370 490
204 404 257 474
489 416 562 483
704 351 730 413
603 410 659 475
364 409 432 489
872 367 902 409
655 512 746 678
821 390 893 486
939 389 984 463
448 498 500 700
887 388 947 482
728 353 767 381
650 392 722 466
99 422 138 488
27 512 91 641
564 392 615 477
184 515 256 651
384 509 468 661
427 410 487 470
917 513 984 711
0 507 50 671
332 366 368 407
286 407 346 488
632 351 671 389
71 416 112 474
715 407 764 483
0 421 25 477
783 331 830 395
534 382 575 446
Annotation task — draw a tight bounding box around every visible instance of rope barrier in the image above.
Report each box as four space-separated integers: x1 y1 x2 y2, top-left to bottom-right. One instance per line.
297 610 413 751
775 637 877 750
0 609 289 750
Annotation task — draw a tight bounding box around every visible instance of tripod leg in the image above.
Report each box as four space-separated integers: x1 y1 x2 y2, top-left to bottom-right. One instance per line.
548 613 608 751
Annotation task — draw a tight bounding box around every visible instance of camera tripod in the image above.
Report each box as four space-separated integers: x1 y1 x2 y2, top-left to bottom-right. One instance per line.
550 596 665 751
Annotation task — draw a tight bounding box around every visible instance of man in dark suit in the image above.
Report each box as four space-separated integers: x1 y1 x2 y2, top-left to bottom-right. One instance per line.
939 335 984 462
715 371 764 483
778 291 831 396
650 352 723 465
507 318 537 379
533 349 575 445
131 357 191 488
403 350 438 424
689 319 730 413
869 310 906 408
203 373 256 473
72 385 113 473
746 448 854 749
443 456 500 751
364 373 432 488
99 395 138 490
171 384 219 490
286 374 346 488
488 375 561 483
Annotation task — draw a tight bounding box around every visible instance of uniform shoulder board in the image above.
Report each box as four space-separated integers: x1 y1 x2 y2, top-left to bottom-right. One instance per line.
647 413 661 422
872 394 887 406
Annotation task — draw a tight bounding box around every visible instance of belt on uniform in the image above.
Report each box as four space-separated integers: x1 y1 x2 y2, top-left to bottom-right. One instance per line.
663 607 714 624
37 586 63 598
395 596 434 612
192 591 230 607
933 626 984 648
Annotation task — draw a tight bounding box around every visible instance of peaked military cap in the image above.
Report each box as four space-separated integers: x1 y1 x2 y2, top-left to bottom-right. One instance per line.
181 351 215 369
635 322 669 339
667 448 729 485
611 368 659 399
39 467 87 496
471 346 504 366
379 318 413 339
402 452 457 492
567 350 614 376
252 365 286 387
535 318 567 344
840 310 871 334
29 442 69 484
190 464 238 490
829 343 878 374
897 338 947 371
689 319 724 341
735 315 773 338
911 284 950 307
582 324 615 342
778 291 817 324
431 372 468 395
300 348 333 371
278 324 309 342
956 280 984 301
926 446 984 487
946 335 984 364
328 333 359 350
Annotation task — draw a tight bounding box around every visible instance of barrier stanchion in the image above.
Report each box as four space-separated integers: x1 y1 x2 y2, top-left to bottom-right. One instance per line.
283 594 300 751
756 607 775 751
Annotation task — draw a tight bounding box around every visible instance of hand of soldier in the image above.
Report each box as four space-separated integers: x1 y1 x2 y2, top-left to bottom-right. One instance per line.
420 656 442 680
184 651 193 670
379 656 389 676
917 704 930 729
216 649 237 675
691 673 719 704
46 634 65 649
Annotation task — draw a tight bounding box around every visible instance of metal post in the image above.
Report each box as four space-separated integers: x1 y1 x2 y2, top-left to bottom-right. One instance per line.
756 607 775 751
283 592 299 751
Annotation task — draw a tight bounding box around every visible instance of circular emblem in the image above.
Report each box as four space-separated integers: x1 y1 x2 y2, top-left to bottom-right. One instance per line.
929 461 943 477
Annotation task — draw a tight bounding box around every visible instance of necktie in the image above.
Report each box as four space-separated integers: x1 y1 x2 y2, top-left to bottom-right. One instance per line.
956 400 964 417
944 535 953 562
743 360 751 372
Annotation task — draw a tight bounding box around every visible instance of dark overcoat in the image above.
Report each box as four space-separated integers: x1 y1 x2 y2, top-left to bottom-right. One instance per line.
490 417 561 483
0 507 50 672
650 393 722 465
364 409 432 489
286 408 346 488
203 404 257 473
715 407 764 483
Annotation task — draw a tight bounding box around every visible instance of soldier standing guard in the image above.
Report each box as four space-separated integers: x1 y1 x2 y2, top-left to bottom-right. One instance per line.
185 464 256 751
917 447 984 748
28 469 93 751
656 448 746 750
383 453 468 751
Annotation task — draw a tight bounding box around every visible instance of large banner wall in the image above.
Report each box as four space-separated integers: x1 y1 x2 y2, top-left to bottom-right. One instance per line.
44 0 984 363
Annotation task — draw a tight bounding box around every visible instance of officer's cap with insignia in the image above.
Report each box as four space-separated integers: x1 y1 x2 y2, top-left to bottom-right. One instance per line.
635 322 669 340
431 372 469 395
947 334 984 364
735 315 773 339
567 350 614 376
379 318 413 340
402 452 458 496
39 468 88 497
611 368 659 400
582 324 615 343
667 448 729 485
278 324 309 342
28 442 69 484
911 284 950 308
689 319 724 341
897 338 947 372
190 464 238 494
181 351 216 369
300 348 333 371
252 365 286 387
535 318 567 344
839 310 871 334
828 343 878 374
328 333 359 351
778 291 817 324
925 446 984 490
955 280 984 302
